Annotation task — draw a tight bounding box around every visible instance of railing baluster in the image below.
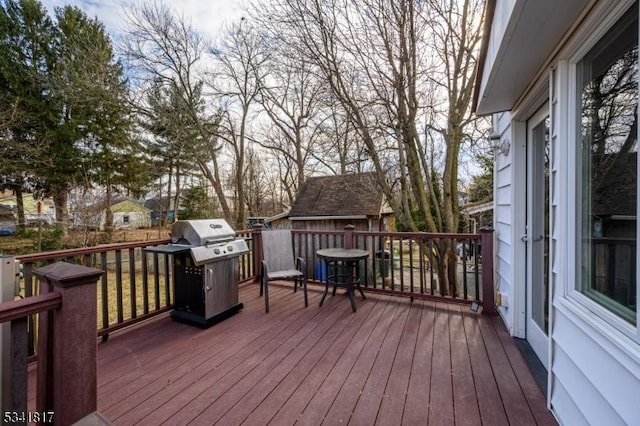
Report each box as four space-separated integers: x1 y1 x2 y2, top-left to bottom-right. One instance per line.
419 237 425 294
429 238 435 295
461 239 468 300
399 237 404 291
473 239 480 300
100 252 109 334
153 253 160 310
129 248 137 319
115 250 124 324
409 238 414 294
16 239 174 340
142 250 149 315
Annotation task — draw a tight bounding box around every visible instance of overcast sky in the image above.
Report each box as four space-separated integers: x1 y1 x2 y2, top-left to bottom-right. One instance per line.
40 0 244 39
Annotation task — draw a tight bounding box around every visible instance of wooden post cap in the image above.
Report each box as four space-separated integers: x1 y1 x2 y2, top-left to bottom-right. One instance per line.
34 262 103 288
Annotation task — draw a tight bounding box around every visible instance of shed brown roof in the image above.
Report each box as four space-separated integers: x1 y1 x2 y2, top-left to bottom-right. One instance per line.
289 172 384 217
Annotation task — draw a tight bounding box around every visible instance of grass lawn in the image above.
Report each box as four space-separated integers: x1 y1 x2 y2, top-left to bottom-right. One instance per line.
96 270 173 328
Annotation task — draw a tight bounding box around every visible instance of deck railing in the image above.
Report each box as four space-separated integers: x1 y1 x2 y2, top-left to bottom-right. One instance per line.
13 232 255 357
16 239 174 351
252 225 496 312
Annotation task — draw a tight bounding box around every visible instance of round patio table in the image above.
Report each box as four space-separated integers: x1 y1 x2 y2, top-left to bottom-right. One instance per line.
316 248 369 312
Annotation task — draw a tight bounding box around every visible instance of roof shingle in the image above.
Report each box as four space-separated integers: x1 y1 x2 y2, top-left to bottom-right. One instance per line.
289 172 383 217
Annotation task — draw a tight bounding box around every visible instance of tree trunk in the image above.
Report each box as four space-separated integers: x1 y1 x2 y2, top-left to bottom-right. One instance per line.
105 184 114 242
15 186 25 232
52 186 69 234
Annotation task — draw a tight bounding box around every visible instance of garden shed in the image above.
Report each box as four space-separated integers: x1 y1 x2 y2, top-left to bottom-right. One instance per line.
288 172 393 232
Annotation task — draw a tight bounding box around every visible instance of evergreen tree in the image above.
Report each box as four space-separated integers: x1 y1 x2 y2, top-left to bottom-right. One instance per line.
0 0 147 234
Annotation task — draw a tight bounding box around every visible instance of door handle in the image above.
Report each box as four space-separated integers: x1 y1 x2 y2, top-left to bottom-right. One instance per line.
522 234 544 242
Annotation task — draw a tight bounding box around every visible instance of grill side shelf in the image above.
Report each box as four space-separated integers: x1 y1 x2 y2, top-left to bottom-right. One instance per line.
142 244 193 255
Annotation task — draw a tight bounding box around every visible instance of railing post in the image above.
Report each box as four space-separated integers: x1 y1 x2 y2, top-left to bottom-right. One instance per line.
344 224 355 249
480 228 496 315
253 224 264 283
34 262 103 425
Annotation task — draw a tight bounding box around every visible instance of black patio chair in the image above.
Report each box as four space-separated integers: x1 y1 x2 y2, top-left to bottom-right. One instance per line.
260 229 308 312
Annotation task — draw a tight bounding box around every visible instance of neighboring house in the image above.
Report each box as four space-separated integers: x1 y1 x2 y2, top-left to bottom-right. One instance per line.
0 192 55 225
0 204 15 230
110 200 152 229
82 200 151 231
460 199 493 233
288 172 394 232
475 1 639 424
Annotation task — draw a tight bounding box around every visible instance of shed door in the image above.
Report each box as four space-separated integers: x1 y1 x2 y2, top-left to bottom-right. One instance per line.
526 106 550 369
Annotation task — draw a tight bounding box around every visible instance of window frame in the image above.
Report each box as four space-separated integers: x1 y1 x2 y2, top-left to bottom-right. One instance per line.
566 0 640 340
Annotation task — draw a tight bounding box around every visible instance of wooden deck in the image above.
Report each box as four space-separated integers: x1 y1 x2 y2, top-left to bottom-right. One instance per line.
31 282 556 425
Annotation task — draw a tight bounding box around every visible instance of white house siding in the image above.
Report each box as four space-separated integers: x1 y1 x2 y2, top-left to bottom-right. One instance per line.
493 111 517 333
552 305 640 425
546 3 640 424
482 1 640 424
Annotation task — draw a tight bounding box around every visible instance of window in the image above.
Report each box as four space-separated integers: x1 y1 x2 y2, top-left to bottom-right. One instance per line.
123 215 130 224
577 5 638 324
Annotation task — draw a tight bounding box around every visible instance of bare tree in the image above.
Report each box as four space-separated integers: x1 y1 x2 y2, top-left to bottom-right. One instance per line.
253 38 326 194
254 0 484 295
208 20 267 228
121 1 233 223
426 0 484 234
256 0 432 230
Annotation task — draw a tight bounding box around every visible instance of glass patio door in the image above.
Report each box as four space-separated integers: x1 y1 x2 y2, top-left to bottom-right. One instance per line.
525 106 550 369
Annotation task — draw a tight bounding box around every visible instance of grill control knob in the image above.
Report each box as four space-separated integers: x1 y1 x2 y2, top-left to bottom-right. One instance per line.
227 245 234 252
214 248 220 255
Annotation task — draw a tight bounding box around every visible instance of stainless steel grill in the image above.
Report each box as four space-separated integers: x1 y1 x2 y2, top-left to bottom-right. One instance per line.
145 219 249 327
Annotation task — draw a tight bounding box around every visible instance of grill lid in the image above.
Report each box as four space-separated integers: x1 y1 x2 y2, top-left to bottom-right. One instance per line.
171 219 236 246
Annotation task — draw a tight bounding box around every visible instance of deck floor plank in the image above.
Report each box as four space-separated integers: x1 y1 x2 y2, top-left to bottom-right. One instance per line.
463 308 509 425
349 300 411 426
490 316 557 426
295 297 393 425
27 282 556 426
477 311 537 425
319 299 401 425
428 302 455 426
241 295 379 425
401 300 435 426
375 299 424 426
196 295 349 425
102 287 302 420
266 296 384 426
448 303 482 426
117 290 311 424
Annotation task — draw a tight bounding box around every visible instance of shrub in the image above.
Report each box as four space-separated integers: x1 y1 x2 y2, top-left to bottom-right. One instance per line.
36 225 65 252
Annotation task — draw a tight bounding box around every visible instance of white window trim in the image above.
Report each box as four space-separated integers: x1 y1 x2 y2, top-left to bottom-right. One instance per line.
562 0 640 343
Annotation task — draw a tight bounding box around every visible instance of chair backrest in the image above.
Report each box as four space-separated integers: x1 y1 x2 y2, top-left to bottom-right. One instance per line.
262 229 296 272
